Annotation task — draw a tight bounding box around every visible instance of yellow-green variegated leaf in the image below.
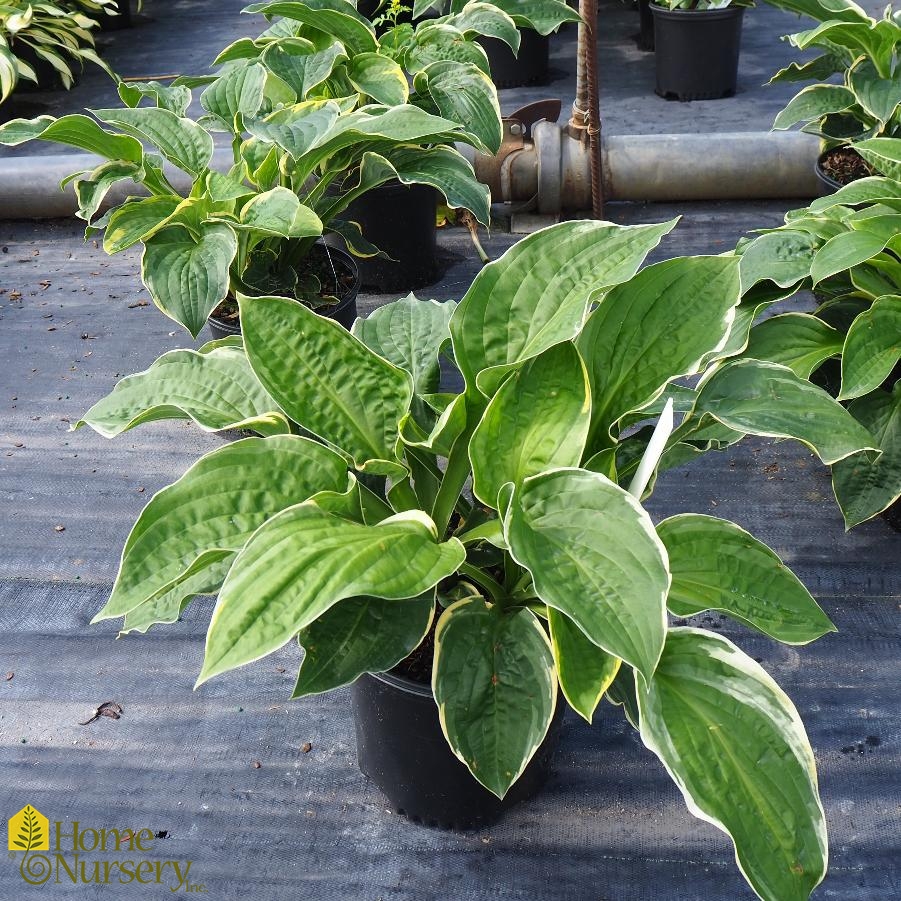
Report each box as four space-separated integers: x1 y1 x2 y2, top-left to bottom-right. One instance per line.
855 136 901 180
73 160 143 222
433 598 556 798
738 230 818 291
348 52 408 105
74 345 290 437
200 62 266 125
838 295 901 400
693 360 878 464
505 468 669 682
198 508 464 683
93 436 349 620
444 2 520 51
772 83 855 130
486 0 581 34
293 592 434 697
141 223 237 337
743 313 843 378
246 99 341 159
469 342 590 508
809 229 889 285
240 294 413 467
657 514 835 644
103 196 182 253
236 186 323 238
243 1 378 54
548 607 620 723
637 628 828 901
0 113 144 161
260 40 346 99
449 219 678 397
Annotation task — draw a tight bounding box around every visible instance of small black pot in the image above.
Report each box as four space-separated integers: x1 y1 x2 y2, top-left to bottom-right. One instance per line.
100 0 132 31
638 0 656 51
651 5 744 101
339 181 439 293
815 149 843 194
206 243 360 340
351 670 565 830
479 29 550 89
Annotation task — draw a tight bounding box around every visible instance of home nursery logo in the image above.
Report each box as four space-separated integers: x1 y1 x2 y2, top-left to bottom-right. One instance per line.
7 805 203 891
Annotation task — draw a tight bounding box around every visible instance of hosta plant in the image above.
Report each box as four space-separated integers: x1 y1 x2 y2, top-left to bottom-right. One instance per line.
0 52 489 336
77 221 881 899
735 141 901 526
412 0 580 40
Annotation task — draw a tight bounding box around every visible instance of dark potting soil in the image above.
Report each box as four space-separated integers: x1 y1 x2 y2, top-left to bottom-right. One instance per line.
821 147 873 186
392 620 435 685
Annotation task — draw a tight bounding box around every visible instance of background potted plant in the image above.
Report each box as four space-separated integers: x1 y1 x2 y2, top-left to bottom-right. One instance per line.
765 0 901 190
71 220 880 900
650 0 752 101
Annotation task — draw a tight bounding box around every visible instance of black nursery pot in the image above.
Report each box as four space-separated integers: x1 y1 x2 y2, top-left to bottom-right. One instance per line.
351 671 565 830
651 6 744 101
638 0 656 51
206 243 360 340
815 149 843 194
478 29 550 89
341 181 438 293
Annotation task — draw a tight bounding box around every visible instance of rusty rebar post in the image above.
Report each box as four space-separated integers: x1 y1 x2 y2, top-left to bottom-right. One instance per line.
570 0 603 218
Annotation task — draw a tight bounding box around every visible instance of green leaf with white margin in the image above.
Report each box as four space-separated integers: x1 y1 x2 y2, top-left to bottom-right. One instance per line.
637 628 828 901
444 1 520 51
743 313 843 378
738 230 818 290
0 113 144 161
247 99 341 160
200 63 266 126
141 223 238 337
577 255 740 450
91 107 213 177
433 597 556 798
352 294 455 394
93 435 349 621
810 230 889 285
240 294 413 467
606 665 639 729
772 84 855 130
855 136 901 180
469 342 590 508
102 196 182 253
293 592 434 697
548 607 620 723
198 507 464 683
808 176 901 212
849 60 901 125
73 160 143 222
832 384 901 528
450 219 678 397
405 23 491 76
243 1 378 53
693 359 878 464
74 345 290 437
838 295 901 400
235 186 323 238
348 52 408 105
657 514 835 644
486 0 581 34
118 79 193 116
0 47 17 104
418 60 501 155
505 468 669 683
260 40 345 99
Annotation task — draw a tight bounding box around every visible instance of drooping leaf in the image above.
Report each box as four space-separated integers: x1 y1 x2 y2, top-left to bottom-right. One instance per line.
738 230 818 290
637 628 828 901
444 1 520 51
838 294 901 399
433 597 557 798
103 196 182 253
236 186 323 238
772 84 855 130
247 99 341 159
743 313 843 378
244 1 378 54
348 52 409 105
485 0 581 34
0 113 144 161
198 508 465 683
810 229 889 285
200 63 266 126
260 40 345 98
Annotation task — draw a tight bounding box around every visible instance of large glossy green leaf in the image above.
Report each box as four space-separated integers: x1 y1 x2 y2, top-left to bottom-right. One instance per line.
240 294 413 467
198 507 464 683
141 223 238 337
93 436 349 620
743 313 843 378
808 176 901 212
244 1 378 54
838 295 901 399
856 136 901 180
637 628 828 901
832 384 901 527
548 607 620 723
469 342 590 508
444 2 520 51
738 230 818 290
348 52 408 105
486 0 581 34
103 196 182 253
657 514 835 644
236 186 323 238
810 229 889 285
91 106 214 177
578 256 740 448
849 60 901 124
200 63 266 126
260 40 345 98
293 592 434 696
505 468 669 682
0 113 144 161
404 23 490 75
693 360 877 464
74 345 290 437
247 99 340 159
433 598 556 798
449 219 678 397
351 294 455 394
772 84 855 130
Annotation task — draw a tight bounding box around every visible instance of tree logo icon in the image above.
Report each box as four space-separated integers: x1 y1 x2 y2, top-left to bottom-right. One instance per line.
8 806 49 852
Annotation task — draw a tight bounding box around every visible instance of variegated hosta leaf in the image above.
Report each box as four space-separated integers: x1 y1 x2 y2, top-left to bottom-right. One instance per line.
235 186 323 238
198 508 465 683
832 384 901 527
505 467 669 682
351 294 455 394
443 1 520 51
657 514 835 644
810 229 889 285
0 113 144 161
118 79 193 116
93 436 350 621
450 219 678 397
433 597 557 798
469 342 590 508
738 230 818 291
247 99 341 159
637 628 828 901
347 52 408 105
103 196 182 254
260 40 346 99
200 62 266 126
485 0 581 34
577 255 740 449
74 345 290 437
243 0 378 55
772 83 855 130
73 160 143 222
855 136 901 180
548 607 620 723
742 313 843 378
693 359 878 464
293 592 434 697
240 294 413 468
838 294 901 399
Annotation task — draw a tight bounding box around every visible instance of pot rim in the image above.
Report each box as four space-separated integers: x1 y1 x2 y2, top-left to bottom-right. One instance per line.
815 144 865 192
365 669 434 698
650 3 745 18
